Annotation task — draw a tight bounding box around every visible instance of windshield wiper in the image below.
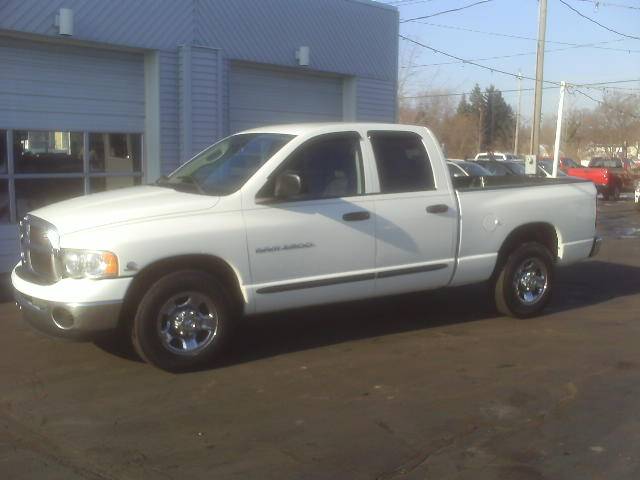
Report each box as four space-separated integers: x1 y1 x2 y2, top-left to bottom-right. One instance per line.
177 175 205 194
155 175 206 194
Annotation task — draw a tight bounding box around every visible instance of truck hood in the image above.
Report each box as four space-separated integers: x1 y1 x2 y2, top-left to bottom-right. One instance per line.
30 186 219 234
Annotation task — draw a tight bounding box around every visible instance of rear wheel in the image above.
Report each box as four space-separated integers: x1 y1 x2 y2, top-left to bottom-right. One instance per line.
492 242 554 318
610 184 621 201
131 270 233 371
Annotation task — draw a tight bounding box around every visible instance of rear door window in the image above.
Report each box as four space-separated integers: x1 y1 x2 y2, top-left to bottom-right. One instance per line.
369 131 435 193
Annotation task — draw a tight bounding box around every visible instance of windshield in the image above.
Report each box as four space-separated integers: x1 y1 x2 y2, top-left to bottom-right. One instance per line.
590 158 622 168
505 162 526 175
460 162 492 176
563 158 580 168
538 160 567 176
160 133 294 195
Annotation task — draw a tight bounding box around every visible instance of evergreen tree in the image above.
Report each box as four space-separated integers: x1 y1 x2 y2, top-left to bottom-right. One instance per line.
456 94 472 116
484 85 514 150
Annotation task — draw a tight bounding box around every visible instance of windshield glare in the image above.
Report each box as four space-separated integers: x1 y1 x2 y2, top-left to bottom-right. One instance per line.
506 162 526 175
163 133 294 195
461 162 492 176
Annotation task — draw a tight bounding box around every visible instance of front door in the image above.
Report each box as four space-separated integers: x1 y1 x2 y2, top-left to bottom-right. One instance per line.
243 132 376 313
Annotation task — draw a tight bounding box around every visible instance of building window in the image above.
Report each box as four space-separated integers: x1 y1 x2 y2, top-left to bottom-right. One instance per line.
14 130 83 173
2 130 143 223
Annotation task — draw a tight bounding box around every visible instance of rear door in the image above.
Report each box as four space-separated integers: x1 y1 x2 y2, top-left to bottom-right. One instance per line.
367 131 458 296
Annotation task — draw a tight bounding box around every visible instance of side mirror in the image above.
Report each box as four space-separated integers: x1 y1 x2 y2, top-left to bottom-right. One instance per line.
274 172 302 200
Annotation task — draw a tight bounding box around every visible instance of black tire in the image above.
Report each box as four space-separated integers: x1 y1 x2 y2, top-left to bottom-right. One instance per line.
492 242 554 318
131 270 233 372
610 184 621 202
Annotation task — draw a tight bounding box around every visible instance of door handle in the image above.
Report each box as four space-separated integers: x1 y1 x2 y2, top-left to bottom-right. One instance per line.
426 204 449 214
342 211 370 222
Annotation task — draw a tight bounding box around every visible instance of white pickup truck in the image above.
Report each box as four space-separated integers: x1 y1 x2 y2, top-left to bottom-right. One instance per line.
13 123 600 371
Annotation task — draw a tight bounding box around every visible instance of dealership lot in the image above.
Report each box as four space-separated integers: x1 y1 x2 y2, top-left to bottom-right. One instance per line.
2 201 640 479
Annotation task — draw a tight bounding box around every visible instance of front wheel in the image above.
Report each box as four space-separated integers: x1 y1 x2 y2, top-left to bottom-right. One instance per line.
492 242 554 318
131 270 233 371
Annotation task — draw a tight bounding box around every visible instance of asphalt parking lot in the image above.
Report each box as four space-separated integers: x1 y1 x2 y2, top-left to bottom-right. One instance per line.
2 200 640 480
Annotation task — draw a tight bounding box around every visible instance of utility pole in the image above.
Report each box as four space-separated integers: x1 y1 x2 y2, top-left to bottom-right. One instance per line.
552 81 567 177
478 106 484 152
530 0 548 158
514 71 522 155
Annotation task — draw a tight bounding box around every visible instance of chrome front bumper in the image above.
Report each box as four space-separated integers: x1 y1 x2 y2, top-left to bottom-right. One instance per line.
589 236 602 258
14 289 122 336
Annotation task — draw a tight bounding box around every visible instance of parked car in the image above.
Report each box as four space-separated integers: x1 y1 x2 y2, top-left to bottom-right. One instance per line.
13 123 600 371
446 159 493 178
474 152 523 161
475 159 526 176
537 160 568 178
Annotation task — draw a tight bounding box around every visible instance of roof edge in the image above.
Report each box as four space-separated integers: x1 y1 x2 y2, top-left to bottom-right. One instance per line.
343 0 398 13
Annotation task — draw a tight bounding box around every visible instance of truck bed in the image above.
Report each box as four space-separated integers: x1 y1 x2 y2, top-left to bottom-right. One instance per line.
452 175 589 191
449 175 597 287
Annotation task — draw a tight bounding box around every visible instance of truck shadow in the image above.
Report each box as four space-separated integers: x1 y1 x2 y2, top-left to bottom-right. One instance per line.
94 260 640 368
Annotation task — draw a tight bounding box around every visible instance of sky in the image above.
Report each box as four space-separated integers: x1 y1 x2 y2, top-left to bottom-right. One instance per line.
388 0 640 122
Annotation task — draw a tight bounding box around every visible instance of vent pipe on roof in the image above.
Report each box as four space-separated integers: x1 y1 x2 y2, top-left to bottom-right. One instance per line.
295 46 310 66
55 8 74 36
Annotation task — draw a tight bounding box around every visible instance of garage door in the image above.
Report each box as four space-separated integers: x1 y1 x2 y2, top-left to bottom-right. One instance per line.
0 37 145 271
229 63 343 133
0 37 144 132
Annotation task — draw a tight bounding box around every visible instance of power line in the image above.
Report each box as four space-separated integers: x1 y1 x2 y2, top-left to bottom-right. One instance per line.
414 21 640 53
400 35 561 84
572 87 640 119
578 78 640 86
400 82 640 99
571 0 640 11
400 0 493 23
400 86 556 99
558 0 640 40
406 39 640 69
401 35 640 90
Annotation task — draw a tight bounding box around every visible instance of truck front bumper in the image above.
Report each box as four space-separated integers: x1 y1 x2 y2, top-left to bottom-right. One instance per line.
15 290 122 335
12 267 130 336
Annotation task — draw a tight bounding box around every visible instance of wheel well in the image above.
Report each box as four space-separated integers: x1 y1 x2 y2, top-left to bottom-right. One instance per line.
118 255 245 331
491 223 558 279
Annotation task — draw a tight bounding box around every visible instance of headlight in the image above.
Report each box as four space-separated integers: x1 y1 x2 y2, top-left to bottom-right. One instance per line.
61 249 119 279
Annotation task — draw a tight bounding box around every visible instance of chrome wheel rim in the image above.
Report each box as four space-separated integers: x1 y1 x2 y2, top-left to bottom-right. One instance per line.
157 292 218 356
513 258 548 305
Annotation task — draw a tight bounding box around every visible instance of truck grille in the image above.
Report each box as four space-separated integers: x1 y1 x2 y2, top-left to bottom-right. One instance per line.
19 215 61 284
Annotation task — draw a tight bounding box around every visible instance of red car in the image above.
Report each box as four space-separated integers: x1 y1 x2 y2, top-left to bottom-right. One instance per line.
556 157 633 201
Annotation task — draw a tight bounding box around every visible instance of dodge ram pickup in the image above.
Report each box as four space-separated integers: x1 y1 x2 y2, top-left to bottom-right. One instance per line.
13 123 601 371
